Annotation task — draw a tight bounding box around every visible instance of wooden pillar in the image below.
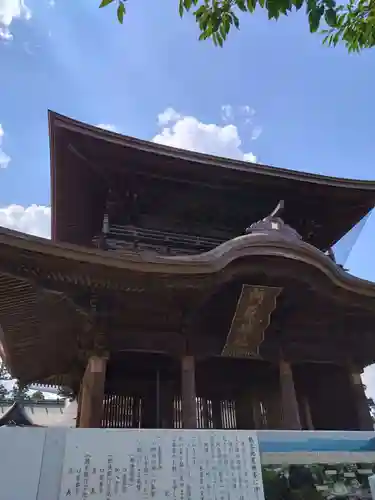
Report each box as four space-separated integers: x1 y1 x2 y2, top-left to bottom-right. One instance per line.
302 396 314 430
181 355 197 429
160 381 174 429
79 355 107 428
76 392 82 428
236 392 255 430
279 359 301 430
264 391 283 430
212 397 222 429
350 370 373 431
252 395 263 429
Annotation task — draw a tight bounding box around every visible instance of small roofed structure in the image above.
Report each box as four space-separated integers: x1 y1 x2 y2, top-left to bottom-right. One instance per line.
0 399 68 427
0 111 375 432
0 402 35 427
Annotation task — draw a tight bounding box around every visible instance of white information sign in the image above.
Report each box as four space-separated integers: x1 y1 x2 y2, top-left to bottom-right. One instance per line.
59 429 264 500
0 427 46 500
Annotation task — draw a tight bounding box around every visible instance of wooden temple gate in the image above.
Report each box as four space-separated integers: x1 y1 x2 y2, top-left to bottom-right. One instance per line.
76 352 372 431
95 354 272 430
1 112 375 434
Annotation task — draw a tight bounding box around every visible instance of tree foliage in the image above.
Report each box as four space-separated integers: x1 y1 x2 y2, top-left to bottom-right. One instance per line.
368 397 375 420
0 360 31 401
57 386 76 401
30 390 45 402
0 360 10 399
11 380 30 402
99 0 375 52
0 383 8 399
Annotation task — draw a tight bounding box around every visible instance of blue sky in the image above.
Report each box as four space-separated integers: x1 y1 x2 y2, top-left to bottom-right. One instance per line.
0 1 375 388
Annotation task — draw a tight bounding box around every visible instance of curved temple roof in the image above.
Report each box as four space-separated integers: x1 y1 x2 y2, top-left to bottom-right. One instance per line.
49 111 375 251
49 111 375 189
0 224 375 383
0 224 374 292
0 402 35 427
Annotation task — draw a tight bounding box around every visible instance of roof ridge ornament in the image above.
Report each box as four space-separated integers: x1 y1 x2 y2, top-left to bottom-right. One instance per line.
269 199 285 218
245 200 302 241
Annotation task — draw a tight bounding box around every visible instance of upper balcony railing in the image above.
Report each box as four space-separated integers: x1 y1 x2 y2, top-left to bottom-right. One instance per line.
93 224 227 256
92 207 373 267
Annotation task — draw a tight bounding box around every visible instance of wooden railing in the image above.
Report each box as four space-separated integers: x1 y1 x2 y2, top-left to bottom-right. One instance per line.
101 394 237 429
93 224 227 256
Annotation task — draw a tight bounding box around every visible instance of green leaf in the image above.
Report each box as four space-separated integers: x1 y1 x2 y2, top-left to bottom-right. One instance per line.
325 7 337 26
99 0 115 7
324 0 336 8
336 13 345 25
276 0 292 15
184 0 193 11
267 0 283 18
211 15 222 31
223 13 231 33
308 5 324 32
232 12 240 28
219 22 226 38
292 0 304 10
117 1 126 23
246 0 257 13
198 12 210 30
306 0 316 12
179 0 184 16
237 0 248 11
332 30 340 44
194 5 206 17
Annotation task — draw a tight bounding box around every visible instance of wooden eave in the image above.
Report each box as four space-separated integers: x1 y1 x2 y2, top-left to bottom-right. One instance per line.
49 111 375 190
1 226 375 294
2 227 375 381
49 110 375 249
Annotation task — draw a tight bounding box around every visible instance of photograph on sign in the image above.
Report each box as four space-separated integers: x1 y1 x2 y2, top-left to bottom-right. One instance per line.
258 430 375 500
262 462 375 500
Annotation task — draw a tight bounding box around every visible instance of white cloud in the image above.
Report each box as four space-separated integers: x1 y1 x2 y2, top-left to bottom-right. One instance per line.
157 108 181 126
362 366 375 400
221 105 261 137
96 123 118 133
251 125 263 141
0 0 31 41
153 108 257 162
240 105 256 119
0 204 51 238
0 124 10 168
221 105 234 123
